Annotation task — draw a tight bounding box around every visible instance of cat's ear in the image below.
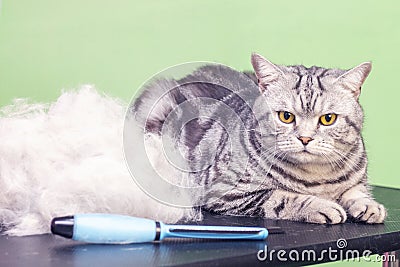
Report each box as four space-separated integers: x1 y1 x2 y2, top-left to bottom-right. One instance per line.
334 62 372 98
251 53 286 93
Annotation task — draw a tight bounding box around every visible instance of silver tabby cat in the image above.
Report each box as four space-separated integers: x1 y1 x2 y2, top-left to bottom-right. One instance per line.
131 53 386 224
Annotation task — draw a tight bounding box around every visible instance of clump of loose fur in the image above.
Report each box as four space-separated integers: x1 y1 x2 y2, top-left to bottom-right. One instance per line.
0 86 199 236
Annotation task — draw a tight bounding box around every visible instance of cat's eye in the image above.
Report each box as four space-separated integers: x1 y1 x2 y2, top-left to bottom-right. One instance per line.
319 113 337 126
278 111 295 124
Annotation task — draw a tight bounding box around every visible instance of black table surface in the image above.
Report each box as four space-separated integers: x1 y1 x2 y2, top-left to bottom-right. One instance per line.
0 186 399 267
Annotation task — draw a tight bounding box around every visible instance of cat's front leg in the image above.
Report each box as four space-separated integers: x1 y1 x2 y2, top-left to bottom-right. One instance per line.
338 184 386 223
263 190 347 224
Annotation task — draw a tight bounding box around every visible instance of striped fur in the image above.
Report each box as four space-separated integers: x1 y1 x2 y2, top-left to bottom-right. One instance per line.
129 53 386 224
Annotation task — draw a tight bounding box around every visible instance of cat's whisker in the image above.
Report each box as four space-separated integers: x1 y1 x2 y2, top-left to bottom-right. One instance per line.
259 148 279 162
320 151 344 173
330 149 365 170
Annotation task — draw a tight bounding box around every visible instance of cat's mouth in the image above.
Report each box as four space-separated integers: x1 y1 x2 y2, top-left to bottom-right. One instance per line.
294 148 320 158
297 149 315 157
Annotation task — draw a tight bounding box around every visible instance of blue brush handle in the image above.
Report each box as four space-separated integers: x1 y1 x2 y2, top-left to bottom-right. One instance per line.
51 213 268 244
73 214 156 244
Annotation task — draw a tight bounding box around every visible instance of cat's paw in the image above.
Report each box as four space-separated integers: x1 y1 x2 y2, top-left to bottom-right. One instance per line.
347 198 386 224
301 198 347 224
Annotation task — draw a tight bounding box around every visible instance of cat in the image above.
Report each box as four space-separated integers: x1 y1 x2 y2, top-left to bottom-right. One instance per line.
0 53 386 236
130 53 386 225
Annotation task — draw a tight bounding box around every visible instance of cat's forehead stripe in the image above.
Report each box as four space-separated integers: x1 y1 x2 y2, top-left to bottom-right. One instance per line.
289 65 329 114
288 64 331 76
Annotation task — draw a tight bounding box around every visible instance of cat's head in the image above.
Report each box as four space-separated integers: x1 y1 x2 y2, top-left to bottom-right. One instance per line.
251 53 371 164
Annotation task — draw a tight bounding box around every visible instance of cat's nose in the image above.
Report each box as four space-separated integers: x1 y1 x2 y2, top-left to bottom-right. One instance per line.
298 136 313 145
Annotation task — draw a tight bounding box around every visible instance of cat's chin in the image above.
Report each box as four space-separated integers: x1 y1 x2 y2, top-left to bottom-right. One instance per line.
289 150 327 164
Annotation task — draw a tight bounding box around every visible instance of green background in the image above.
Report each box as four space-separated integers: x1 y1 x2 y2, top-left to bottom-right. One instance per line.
0 1 398 265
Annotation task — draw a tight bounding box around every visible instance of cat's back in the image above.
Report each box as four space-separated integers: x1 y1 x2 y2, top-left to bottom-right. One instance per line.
130 64 259 135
